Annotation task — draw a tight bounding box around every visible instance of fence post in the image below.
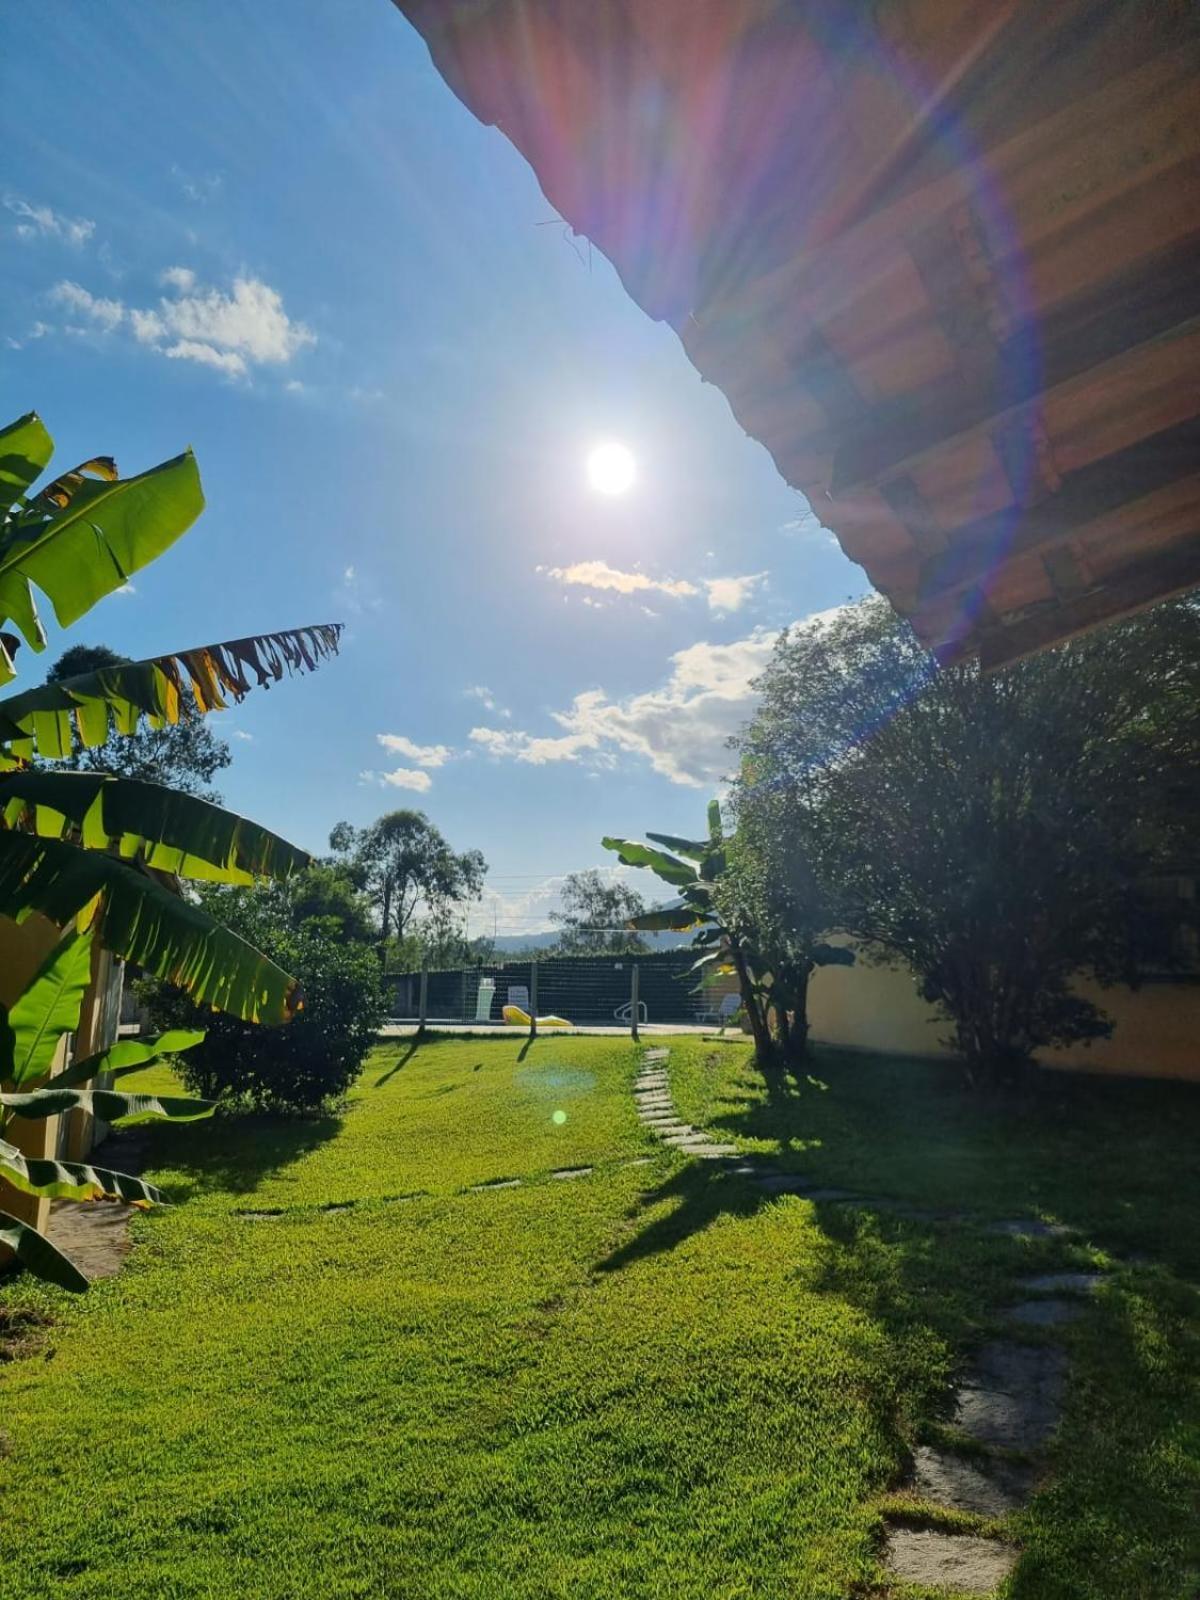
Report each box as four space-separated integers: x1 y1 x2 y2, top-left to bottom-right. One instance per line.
460 967 468 1027
418 967 428 1039
529 959 538 1041
630 964 640 1043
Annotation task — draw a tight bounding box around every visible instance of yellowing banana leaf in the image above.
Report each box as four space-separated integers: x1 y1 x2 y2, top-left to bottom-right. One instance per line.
50 1028 205 1089
27 456 118 514
0 1137 167 1204
0 833 299 1024
0 412 54 516
0 1206 88 1292
0 448 204 649
0 770 310 885
0 623 343 761
1 927 93 1087
1 1086 212 1125
628 905 708 932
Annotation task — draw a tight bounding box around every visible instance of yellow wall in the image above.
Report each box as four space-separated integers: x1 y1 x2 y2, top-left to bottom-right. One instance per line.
808 951 1200 1080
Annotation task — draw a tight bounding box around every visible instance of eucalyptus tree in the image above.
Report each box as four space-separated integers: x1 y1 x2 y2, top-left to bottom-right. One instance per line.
0 410 341 1288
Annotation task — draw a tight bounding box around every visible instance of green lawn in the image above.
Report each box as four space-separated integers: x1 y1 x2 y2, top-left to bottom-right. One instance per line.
0 1036 1197 1599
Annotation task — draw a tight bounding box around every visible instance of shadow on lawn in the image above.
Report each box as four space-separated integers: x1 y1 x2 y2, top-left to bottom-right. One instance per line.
124 1107 343 1204
597 1049 1200 1597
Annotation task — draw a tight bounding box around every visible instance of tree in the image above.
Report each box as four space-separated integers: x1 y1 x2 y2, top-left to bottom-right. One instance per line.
604 802 776 1066
139 882 385 1114
329 809 486 957
550 869 649 955
0 409 341 1289
737 595 1200 1085
45 643 232 797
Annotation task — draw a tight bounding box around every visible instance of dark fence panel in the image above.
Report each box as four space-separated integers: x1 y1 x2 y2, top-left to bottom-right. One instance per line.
383 951 726 1027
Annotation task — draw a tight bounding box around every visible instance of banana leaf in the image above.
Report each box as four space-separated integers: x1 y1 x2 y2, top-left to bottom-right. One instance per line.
628 905 708 932
645 832 710 861
0 623 342 762
50 1029 205 1089
600 837 697 888
0 832 299 1023
1 1086 212 1125
0 448 203 649
1 928 92 1087
0 770 310 884
0 1207 88 1292
0 1137 166 1204
0 412 54 516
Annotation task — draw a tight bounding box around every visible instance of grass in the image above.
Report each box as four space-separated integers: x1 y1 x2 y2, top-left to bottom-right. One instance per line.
0 1035 1196 1599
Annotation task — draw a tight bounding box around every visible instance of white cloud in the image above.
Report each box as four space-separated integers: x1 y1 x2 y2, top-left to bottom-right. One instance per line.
381 767 433 793
164 339 247 376
704 572 767 612
376 733 450 769
231 729 255 742
114 583 137 597
359 765 435 793
468 623 806 786
170 166 222 204
475 863 642 938
6 197 94 247
540 560 699 600
50 280 124 331
51 271 313 379
540 558 767 613
465 684 511 719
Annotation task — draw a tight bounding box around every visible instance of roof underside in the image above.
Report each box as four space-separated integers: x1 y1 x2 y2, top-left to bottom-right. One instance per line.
397 0 1200 666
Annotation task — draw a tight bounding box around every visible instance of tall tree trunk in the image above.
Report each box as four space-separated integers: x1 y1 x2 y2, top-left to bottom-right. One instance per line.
729 938 774 1067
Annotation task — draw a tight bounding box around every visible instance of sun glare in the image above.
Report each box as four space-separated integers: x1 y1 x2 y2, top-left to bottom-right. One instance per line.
586 440 636 496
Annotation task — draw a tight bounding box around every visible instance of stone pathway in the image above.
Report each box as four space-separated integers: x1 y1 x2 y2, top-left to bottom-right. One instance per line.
879 1259 1105 1594
632 1048 737 1159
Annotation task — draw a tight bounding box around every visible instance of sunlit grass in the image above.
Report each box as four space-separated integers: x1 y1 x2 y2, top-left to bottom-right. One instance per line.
0 1036 1195 1598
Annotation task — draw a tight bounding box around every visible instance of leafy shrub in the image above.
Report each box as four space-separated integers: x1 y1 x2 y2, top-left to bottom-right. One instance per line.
140 893 385 1113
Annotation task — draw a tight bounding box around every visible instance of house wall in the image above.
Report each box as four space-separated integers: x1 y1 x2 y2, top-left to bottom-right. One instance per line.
807 953 1200 1080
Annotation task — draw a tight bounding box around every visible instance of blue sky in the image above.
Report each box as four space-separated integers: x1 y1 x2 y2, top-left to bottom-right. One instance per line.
2 0 868 935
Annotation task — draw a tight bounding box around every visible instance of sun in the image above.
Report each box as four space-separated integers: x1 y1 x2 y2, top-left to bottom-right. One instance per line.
586 440 636 496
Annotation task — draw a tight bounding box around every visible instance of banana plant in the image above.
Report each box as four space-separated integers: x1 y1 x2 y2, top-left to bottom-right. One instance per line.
0 409 343 1288
603 800 777 1064
604 800 854 1067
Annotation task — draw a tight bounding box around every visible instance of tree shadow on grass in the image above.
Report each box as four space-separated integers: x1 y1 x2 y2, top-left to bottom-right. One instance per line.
697 1048 1200 1279
595 1052 1200 1598
374 1039 419 1086
108 1106 343 1205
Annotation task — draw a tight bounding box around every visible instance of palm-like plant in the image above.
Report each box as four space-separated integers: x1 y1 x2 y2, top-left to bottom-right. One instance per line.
603 800 853 1067
0 410 342 1289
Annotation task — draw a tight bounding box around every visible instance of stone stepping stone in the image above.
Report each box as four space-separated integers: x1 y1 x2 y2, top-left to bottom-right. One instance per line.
683 1144 738 1159
635 1092 674 1105
322 1202 355 1214
985 1217 1076 1239
626 1156 655 1167
550 1166 592 1180
804 1187 860 1203
909 1445 1032 1517
954 1340 1066 1450
643 1048 670 1061
237 1210 284 1222
1017 1271 1104 1294
883 1527 1018 1594
470 1178 521 1192
1004 1298 1083 1327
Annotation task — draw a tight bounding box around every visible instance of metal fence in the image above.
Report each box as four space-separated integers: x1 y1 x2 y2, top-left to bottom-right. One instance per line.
385 953 741 1037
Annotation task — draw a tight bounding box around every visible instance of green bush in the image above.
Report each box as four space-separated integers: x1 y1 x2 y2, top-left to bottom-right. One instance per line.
140 896 385 1113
